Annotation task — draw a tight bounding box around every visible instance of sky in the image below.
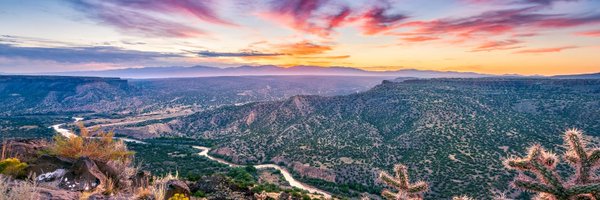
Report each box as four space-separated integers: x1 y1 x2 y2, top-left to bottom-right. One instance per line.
1 0 600 75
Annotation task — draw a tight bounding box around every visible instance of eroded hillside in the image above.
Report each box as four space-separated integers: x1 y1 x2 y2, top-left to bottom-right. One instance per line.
173 78 600 198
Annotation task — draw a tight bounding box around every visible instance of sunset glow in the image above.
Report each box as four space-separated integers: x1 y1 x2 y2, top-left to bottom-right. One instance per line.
1 0 599 75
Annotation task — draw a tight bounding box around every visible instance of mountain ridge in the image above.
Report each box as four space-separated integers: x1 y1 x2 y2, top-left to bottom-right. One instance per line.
38 65 495 79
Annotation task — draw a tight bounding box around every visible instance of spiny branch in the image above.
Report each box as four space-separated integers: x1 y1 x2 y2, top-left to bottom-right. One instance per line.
505 129 600 199
379 164 428 200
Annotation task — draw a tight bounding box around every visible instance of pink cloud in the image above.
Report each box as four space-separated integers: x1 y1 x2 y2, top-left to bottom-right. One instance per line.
576 30 600 37
73 1 205 37
360 6 408 35
514 46 578 54
71 0 234 37
395 6 600 43
100 0 234 25
471 39 523 52
260 0 406 37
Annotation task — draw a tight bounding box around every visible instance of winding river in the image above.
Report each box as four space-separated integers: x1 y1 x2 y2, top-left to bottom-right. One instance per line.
192 146 332 198
50 117 146 144
51 118 331 198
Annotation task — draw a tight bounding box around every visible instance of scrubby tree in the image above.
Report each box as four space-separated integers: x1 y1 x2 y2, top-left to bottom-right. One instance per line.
504 129 600 200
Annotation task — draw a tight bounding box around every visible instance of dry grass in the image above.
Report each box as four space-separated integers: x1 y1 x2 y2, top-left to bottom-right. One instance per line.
79 192 93 200
150 172 179 200
102 178 116 196
134 187 153 200
150 180 167 200
0 176 39 200
49 123 134 163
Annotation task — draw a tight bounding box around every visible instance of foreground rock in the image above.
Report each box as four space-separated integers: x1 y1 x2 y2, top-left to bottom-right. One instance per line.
59 157 106 191
165 179 191 199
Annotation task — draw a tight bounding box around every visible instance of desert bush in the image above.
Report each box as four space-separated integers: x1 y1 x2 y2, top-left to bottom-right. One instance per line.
0 176 39 200
168 193 189 200
49 123 133 163
0 158 27 177
505 129 600 199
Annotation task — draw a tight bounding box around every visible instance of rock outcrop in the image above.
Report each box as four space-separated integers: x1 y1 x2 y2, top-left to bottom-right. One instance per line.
165 179 191 199
59 157 106 192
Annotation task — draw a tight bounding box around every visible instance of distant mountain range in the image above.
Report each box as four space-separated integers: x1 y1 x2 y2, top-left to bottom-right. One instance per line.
41 65 495 79
16 65 600 79
552 72 600 79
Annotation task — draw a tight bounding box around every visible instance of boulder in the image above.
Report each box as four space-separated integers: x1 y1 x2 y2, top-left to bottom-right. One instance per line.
0 139 48 162
59 157 106 192
94 160 133 192
36 168 67 182
28 155 73 177
165 179 190 200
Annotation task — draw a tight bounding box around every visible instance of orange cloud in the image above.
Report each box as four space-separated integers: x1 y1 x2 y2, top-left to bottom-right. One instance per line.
401 36 440 42
276 41 332 55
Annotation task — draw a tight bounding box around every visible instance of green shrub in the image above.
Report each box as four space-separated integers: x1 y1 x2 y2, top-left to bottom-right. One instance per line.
0 158 27 177
192 190 206 197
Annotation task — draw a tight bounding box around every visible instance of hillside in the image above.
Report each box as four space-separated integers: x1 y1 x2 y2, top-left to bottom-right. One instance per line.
0 75 389 116
173 78 600 198
0 75 136 115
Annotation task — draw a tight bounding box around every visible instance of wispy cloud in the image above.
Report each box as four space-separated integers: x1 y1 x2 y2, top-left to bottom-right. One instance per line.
197 51 283 57
69 0 234 37
360 6 408 35
276 41 333 55
0 43 179 63
396 7 600 42
400 36 440 42
514 46 578 54
576 30 600 37
259 0 407 37
471 39 523 52
464 0 580 7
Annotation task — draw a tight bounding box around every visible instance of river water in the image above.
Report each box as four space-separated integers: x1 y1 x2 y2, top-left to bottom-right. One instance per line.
51 118 331 198
193 146 332 198
50 117 146 144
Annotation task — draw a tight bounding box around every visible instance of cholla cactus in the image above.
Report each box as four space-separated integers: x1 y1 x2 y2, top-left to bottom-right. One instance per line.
504 129 600 200
379 164 428 200
453 195 474 200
